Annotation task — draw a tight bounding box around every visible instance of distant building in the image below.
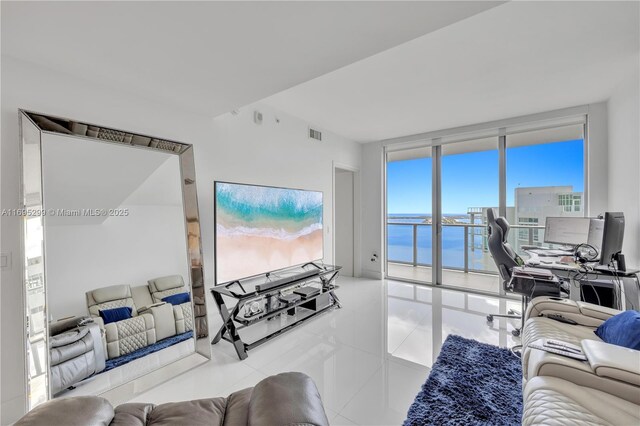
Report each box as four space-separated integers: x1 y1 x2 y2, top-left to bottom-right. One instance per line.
514 186 583 244
469 185 583 251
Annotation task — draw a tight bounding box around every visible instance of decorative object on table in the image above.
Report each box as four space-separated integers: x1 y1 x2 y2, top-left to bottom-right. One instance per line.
404 335 522 426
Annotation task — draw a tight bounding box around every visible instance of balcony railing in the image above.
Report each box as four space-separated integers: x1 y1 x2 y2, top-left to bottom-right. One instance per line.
387 222 545 274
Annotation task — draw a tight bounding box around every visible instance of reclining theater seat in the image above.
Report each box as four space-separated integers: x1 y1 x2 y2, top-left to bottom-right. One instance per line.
521 297 619 381
148 275 194 334
49 317 106 395
16 372 330 426
86 285 156 360
521 296 640 424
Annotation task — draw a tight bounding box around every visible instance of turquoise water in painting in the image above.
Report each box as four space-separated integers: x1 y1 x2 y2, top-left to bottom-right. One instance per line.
215 182 323 238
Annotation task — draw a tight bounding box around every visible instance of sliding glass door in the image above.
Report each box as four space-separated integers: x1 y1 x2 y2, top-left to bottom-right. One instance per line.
386 148 433 283
440 138 500 293
385 118 586 296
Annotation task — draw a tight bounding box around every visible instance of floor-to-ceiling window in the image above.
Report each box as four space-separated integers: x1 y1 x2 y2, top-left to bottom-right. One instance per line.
440 138 500 293
386 148 433 283
385 115 586 296
505 125 585 251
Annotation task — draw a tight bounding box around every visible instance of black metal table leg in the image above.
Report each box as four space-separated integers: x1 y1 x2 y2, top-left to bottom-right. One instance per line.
211 291 248 359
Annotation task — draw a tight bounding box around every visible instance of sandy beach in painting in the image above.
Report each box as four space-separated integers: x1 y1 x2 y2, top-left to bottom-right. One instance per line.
216 228 323 283
215 182 323 283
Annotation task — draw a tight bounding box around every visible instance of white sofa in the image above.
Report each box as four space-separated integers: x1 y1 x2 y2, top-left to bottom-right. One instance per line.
521 297 640 425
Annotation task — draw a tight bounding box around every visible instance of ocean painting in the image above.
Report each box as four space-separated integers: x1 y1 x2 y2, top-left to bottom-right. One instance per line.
215 182 323 284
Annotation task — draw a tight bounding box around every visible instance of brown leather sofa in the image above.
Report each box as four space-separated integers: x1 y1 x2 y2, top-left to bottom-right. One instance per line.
16 372 329 426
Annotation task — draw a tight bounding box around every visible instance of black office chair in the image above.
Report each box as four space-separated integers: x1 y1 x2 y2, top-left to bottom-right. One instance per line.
486 209 567 336
485 208 525 336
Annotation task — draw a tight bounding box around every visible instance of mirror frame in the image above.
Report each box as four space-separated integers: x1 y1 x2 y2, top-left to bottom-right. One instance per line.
19 109 211 409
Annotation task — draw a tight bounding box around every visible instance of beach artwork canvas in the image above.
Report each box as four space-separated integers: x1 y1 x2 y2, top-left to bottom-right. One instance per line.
214 182 323 284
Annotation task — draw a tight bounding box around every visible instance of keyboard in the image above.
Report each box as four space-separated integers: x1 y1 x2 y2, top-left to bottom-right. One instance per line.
529 248 573 256
255 270 319 292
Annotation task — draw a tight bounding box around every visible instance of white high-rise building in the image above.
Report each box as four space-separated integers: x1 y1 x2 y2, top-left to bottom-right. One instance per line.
514 186 583 244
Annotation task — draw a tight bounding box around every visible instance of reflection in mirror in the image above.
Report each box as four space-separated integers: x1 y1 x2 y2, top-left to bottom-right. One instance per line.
20 110 209 409
21 116 48 408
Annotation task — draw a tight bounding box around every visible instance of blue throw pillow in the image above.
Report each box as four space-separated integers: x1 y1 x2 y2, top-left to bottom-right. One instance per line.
162 292 191 306
99 307 132 325
594 310 640 350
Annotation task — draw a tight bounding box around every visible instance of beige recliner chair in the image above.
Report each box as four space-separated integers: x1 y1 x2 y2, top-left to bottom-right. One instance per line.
86 285 157 359
521 297 621 383
147 275 194 334
521 296 640 425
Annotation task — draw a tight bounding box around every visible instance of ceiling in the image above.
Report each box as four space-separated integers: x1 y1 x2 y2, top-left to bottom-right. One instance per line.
1 1 502 117
263 1 640 142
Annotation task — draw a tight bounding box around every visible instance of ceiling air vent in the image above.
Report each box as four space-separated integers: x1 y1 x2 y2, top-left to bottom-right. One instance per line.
309 127 322 141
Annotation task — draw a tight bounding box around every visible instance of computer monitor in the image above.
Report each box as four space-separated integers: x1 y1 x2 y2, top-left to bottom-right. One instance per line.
544 217 591 247
599 212 624 266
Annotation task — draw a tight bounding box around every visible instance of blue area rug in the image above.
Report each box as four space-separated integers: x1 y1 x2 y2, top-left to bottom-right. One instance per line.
404 335 522 426
104 331 193 371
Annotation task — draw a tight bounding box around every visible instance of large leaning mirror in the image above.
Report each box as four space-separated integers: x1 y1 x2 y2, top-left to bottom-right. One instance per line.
19 110 210 410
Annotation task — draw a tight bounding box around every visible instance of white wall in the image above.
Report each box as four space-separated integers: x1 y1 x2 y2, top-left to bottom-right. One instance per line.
46 205 189 321
0 56 361 423
360 141 385 279
587 102 609 216
607 58 640 268
209 104 362 270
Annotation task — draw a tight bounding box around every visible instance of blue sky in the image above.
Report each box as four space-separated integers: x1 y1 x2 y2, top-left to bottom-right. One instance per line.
387 139 584 215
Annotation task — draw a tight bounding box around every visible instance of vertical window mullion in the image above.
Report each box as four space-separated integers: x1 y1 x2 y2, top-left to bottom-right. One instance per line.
498 132 507 218
432 141 442 286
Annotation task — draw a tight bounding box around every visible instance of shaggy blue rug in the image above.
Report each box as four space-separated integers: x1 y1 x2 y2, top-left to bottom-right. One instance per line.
404 335 522 426
104 331 193 371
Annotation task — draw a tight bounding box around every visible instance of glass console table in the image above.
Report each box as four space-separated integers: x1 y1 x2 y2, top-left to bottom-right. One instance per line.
210 263 341 359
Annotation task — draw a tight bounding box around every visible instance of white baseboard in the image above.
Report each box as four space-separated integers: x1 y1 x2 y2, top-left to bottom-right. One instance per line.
361 269 383 280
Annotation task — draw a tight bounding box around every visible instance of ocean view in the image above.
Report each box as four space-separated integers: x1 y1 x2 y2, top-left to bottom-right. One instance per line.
387 213 496 272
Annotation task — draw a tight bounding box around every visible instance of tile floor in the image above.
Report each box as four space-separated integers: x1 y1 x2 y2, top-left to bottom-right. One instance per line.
130 276 522 425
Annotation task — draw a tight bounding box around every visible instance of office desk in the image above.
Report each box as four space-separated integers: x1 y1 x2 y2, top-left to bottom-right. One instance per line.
524 251 639 310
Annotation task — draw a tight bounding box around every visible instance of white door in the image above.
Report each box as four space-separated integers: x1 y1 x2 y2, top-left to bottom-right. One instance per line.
335 169 354 276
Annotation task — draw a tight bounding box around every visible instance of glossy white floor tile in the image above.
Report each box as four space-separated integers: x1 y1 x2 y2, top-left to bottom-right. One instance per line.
128 276 522 425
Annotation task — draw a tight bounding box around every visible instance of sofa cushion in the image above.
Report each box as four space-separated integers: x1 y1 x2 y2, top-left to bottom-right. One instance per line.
595 310 640 350
90 285 132 304
111 403 156 426
523 376 640 426
15 396 114 426
161 292 190 306
249 372 329 426
146 398 227 426
99 307 133 325
148 275 185 292
223 387 253 426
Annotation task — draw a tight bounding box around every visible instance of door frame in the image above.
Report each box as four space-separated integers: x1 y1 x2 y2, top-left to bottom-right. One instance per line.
332 162 361 277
